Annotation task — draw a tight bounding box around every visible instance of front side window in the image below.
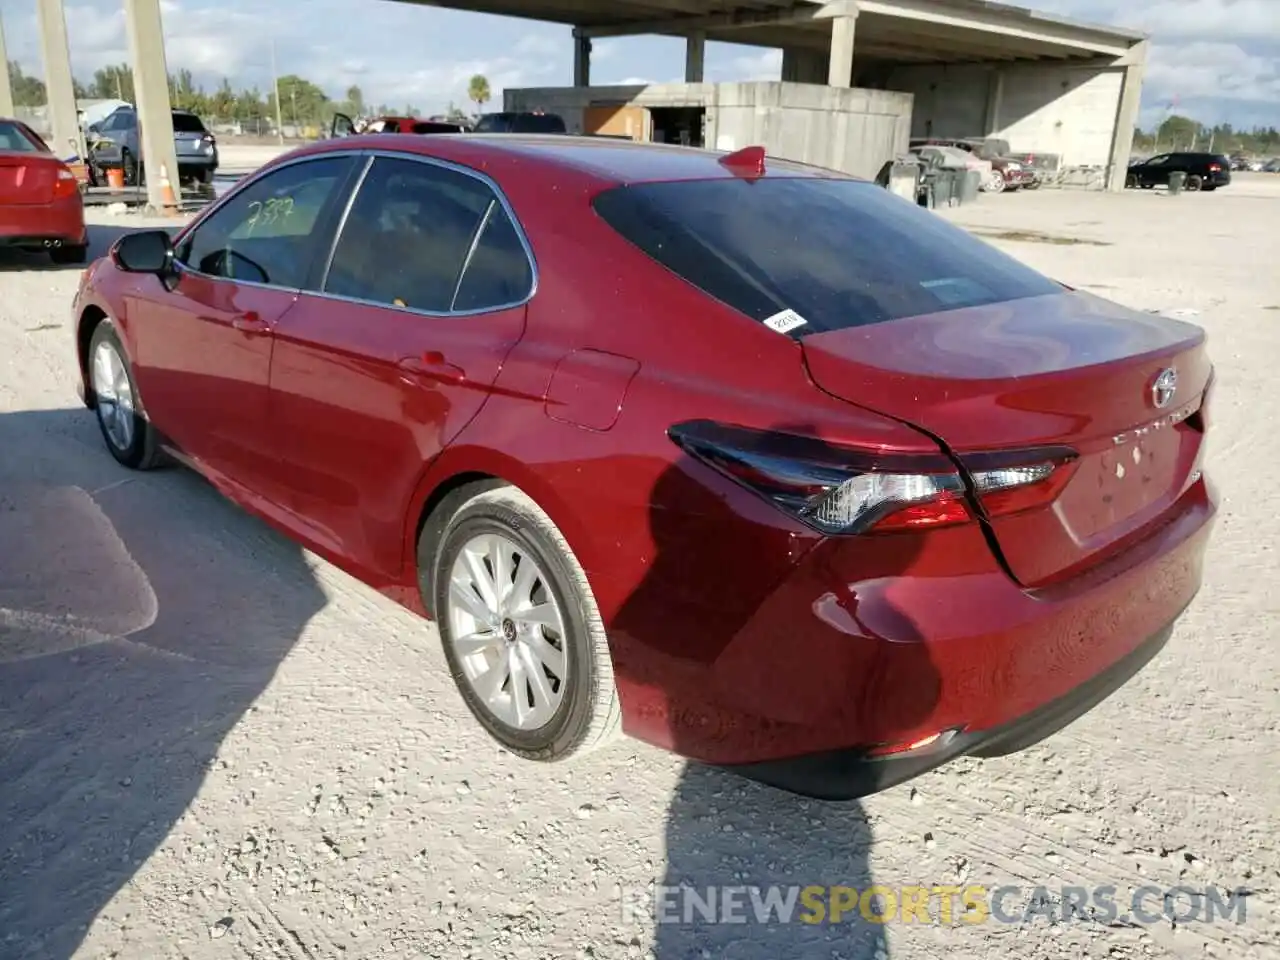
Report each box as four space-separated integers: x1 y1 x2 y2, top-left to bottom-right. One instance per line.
593 176 1062 335
176 155 353 288
324 156 499 312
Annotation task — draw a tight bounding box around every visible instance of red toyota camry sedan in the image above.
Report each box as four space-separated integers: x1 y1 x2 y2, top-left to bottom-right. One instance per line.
70 134 1215 799
0 118 87 264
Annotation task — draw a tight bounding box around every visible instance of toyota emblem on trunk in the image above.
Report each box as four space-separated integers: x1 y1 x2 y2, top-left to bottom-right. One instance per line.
1151 367 1178 408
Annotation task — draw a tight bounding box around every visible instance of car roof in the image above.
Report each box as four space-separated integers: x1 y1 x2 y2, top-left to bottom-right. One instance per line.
303 133 843 187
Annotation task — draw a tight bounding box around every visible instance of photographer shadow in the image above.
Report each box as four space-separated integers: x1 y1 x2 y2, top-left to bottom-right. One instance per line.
0 406 325 959
612 421 944 958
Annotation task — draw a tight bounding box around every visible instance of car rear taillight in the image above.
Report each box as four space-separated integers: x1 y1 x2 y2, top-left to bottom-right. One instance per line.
668 421 1076 536
53 166 80 199
1208 163 1221 172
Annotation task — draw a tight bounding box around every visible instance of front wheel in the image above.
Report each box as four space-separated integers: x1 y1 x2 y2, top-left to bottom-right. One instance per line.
1125 173 1138 189
985 171 1006 193
426 484 621 761
87 321 164 470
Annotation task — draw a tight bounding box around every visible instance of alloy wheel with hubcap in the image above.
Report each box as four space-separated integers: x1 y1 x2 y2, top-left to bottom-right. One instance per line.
92 338 136 453
86 321 163 470
426 484 621 761
447 532 568 731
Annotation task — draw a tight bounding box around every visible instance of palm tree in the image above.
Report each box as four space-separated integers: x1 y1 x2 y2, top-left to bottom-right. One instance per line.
468 74 491 115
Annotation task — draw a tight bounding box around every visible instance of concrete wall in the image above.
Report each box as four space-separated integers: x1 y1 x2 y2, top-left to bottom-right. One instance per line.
505 81 913 181
884 61 1124 168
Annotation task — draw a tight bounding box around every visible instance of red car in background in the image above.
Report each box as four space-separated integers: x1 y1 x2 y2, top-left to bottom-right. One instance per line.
70 136 1215 799
0 118 87 264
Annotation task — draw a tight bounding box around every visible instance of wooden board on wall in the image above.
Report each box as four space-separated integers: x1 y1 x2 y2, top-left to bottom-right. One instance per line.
584 105 652 141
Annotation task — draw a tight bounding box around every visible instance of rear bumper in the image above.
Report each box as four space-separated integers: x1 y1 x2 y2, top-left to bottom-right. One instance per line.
727 615 1176 800
0 195 86 247
611 475 1216 792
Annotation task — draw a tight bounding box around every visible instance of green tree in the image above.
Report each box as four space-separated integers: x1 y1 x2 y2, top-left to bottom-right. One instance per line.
8 61 47 107
210 77 235 121
90 64 134 102
345 84 365 116
467 74 490 113
269 74 330 127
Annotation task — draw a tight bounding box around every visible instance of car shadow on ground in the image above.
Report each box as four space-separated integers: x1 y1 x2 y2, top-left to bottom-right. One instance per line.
0 223 178 274
612 423 943 958
0 407 325 960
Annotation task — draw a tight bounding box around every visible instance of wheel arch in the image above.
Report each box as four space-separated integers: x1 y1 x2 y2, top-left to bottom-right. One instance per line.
405 446 601 619
76 303 111 408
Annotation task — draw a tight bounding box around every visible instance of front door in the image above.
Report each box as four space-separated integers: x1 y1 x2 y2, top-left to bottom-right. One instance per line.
268 154 534 577
128 153 358 495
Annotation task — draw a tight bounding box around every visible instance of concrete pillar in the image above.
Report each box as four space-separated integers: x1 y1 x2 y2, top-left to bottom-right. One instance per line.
572 30 591 88
828 15 858 88
0 16 15 119
124 0 180 212
1107 40 1148 192
35 0 81 158
684 31 706 83
983 68 1005 136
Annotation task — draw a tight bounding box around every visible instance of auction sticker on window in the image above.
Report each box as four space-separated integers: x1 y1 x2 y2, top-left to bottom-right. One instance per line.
763 308 808 334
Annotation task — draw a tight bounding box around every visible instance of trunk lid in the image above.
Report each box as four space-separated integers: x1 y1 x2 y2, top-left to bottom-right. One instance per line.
801 290 1211 586
0 151 57 204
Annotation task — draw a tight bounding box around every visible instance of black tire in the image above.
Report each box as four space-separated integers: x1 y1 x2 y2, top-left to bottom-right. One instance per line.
424 484 621 761
1185 175 1203 192
86 320 164 470
51 244 87 265
1125 173 1138 189
121 149 138 187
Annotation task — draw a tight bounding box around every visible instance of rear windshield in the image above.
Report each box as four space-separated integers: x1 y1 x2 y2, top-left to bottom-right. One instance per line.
592 177 1062 335
412 121 463 134
171 113 207 133
0 121 45 153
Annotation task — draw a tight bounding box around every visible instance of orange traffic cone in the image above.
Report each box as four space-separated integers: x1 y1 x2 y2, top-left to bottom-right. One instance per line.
157 163 178 214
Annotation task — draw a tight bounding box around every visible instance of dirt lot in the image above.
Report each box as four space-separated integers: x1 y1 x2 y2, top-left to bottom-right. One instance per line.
1 182 1277 960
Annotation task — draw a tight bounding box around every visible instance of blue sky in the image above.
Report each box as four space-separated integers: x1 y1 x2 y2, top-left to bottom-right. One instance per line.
2 0 1277 129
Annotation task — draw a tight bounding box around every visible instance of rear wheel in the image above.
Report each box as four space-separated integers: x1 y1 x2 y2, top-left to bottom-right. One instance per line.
1185 175 1203 192
51 243 87 265
426 484 621 761
87 321 163 470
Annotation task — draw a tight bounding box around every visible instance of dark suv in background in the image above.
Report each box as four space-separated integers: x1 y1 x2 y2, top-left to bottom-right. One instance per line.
1126 153 1231 192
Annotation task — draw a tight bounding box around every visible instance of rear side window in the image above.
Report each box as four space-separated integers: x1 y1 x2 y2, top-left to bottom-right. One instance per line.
0 121 45 153
592 178 1062 334
452 202 534 311
172 113 207 133
324 156 495 312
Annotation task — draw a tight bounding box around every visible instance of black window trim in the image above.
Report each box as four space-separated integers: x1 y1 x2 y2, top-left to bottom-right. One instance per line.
170 146 538 314
311 149 539 318
172 149 367 292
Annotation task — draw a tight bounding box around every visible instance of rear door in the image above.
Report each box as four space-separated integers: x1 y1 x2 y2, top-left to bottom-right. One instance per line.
268 153 533 575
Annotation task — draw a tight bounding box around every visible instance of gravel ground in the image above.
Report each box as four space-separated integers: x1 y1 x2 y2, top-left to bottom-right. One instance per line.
0 178 1277 960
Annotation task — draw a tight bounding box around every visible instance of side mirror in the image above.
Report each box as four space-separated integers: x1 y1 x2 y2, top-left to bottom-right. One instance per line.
113 229 174 274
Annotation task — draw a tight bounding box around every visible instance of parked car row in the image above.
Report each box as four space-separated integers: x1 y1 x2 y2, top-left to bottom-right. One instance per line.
909 137 1039 193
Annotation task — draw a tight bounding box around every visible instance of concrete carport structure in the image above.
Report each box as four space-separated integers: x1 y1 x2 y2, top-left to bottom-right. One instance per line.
398 0 1148 190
